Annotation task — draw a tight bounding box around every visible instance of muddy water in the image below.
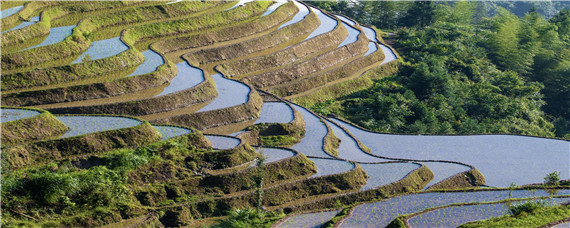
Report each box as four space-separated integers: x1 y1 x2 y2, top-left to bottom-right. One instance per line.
0 108 41 123
55 116 141 138
304 6 337 40
156 62 204 96
24 25 76 50
331 118 570 187
197 73 250 112
127 49 164 77
72 37 129 63
255 102 294 124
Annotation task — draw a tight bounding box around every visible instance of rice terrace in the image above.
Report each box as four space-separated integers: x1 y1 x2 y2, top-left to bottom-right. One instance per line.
1 0 570 227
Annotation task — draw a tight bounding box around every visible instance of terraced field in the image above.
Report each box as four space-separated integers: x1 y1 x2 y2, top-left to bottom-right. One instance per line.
1 1 569 227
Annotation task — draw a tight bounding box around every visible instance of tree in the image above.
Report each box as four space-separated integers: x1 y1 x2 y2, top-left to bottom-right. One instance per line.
400 1 435 28
544 171 561 185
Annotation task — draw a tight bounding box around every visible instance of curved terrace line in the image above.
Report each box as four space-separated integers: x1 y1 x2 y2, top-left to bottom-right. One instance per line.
23 25 76 50
1 5 24 19
340 189 570 228
2 16 39 33
55 115 142 138
0 108 41 123
196 73 250 113
290 104 335 158
304 6 337 40
155 62 204 97
278 1 309 30
127 49 164 77
330 117 569 187
153 125 192 141
262 0 287 17
254 102 294 124
71 37 129 64
205 134 241 150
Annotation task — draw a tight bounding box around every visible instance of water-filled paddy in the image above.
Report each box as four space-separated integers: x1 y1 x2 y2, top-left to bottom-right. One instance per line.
341 189 570 228
156 62 204 96
421 162 471 190
331 118 569 187
255 102 294 124
379 44 397 64
278 210 340 228
153 125 191 141
304 7 337 40
359 162 420 190
24 25 76 50
337 21 360 48
55 116 141 138
259 147 296 164
325 120 390 163
127 49 164 77
205 135 240 150
72 37 128 64
310 157 354 177
2 16 39 33
0 108 41 123
225 0 255 11
1 5 24 19
364 42 378 56
262 0 287 17
408 198 570 228
335 15 356 26
278 1 309 30
197 73 250 112
290 104 333 158
362 26 378 42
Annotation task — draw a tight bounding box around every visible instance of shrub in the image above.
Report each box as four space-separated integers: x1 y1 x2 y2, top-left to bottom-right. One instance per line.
508 200 548 216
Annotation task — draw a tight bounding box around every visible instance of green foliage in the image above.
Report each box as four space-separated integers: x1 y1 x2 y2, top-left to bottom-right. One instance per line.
509 200 549 216
460 204 570 228
212 208 283 228
544 171 561 185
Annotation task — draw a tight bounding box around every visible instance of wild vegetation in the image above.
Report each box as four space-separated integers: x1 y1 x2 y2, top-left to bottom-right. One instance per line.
1 0 568 227
308 1 570 139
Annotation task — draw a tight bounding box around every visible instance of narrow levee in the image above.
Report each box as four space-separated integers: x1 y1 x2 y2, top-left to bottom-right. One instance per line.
127 49 164 77
196 73 250 113
290 104 333 158
71 37 129 64
340 189 570 228
2 16 39 33
55 115 141 138
407 198 570 228
261 0 287 17
1 5 24 20
277 210 340 228
153 125 192 141
359 162 421 191
0 108 41 123
155 62 204 96
278 1 309 30
331 118 569 187
205 134 241 150
304 6 337 40
421 162 471 190
23 25 76 50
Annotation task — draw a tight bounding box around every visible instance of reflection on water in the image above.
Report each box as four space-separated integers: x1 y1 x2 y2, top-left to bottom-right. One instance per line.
0 108 41 123
72 37 128 63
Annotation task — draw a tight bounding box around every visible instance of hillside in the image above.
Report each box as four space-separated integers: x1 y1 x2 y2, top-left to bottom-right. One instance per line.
1 1 569 227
